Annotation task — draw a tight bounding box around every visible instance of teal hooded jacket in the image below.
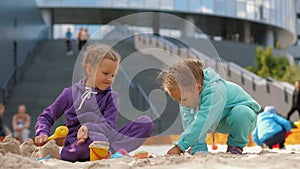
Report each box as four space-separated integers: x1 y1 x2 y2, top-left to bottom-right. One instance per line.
176 68 261 153
252 106 291 146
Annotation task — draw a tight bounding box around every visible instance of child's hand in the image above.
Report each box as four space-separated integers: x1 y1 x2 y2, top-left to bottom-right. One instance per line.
35 134 49 146
77 125 88 145
167 145 183 155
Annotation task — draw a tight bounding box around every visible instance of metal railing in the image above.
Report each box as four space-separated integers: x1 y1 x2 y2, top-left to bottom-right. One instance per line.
0 27 48 103
134 33 295 115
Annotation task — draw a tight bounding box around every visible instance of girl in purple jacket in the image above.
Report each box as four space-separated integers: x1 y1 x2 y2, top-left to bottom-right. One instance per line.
35 44 154 162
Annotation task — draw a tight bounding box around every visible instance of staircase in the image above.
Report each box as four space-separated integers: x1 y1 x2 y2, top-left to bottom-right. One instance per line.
3 40 78 137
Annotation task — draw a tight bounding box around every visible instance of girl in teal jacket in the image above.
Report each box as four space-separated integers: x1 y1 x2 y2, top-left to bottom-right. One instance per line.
162 59 260 155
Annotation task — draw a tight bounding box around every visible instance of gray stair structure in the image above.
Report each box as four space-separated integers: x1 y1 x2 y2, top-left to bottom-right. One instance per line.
3 40 77 137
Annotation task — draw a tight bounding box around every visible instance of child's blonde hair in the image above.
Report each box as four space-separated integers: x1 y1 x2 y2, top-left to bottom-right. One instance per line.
82 44 121 76
162 58 204 92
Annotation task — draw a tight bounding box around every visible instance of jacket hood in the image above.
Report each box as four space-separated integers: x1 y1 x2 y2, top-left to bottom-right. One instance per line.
203 68 222 84
264 106 276 114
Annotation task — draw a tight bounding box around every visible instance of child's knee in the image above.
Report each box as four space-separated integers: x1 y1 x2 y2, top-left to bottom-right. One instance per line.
137 115 154 128
228 105 257 127
136 115 154 136
232 105 256 120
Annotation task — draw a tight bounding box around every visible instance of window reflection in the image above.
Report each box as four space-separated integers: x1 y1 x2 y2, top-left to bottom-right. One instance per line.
112 0 127 7
225 0 236 17
96 0 111 6
202 0 213 13
246 0 255 19
189 0 201 12
174 0 188 11
145 0 159 9
36 0 295 32
237 2 246 18
129 0 144 8
160 0 174 10
215 0 225 15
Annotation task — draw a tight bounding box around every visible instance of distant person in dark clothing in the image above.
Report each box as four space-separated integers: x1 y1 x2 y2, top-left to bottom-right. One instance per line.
77 27 83 51
65 28 73 56
287 80 300 121
0 103 5 136
79 28 90 49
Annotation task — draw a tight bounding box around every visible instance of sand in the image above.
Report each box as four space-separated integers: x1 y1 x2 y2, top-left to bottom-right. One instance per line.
0 135 60 160
1 136 300 169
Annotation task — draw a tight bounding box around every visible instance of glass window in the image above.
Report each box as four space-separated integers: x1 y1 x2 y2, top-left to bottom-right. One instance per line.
275 0 282 13
78 0 95 6
96 0 112 7
215 0 225 15
129 0 144 8
255 0 263 5
46 0 62 6
202 0 213 13
270 10 276 25
189 0 201 12
225 0 236 17
263 0 270 9
112 0 127 7
62 0 76 6
270 0 275 9
160 0 174 10
237 2 246 18
145 0 160 9
263 8 270 22
174 0 188 11
276 11 283 27
246 0 255 19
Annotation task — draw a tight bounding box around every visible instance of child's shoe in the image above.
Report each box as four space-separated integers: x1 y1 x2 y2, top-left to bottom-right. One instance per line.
226 146 243 155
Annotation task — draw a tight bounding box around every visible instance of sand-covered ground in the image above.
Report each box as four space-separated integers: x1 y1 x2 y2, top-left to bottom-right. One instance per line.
1 135 300 169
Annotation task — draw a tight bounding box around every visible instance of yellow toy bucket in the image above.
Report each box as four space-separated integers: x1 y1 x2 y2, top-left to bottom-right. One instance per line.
89 147 110 161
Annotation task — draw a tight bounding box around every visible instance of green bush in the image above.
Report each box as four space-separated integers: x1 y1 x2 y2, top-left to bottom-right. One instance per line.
247 46 300 84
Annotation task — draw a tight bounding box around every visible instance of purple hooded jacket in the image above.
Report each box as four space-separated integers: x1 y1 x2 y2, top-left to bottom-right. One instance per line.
35 79 119 144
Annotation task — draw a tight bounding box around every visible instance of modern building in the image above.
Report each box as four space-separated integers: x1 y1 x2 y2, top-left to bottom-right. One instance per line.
36 0 296 48
287 0 300 63
35 0 297 67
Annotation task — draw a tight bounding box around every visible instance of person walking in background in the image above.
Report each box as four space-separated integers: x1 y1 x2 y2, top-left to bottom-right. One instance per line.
77 27 83 51
13 104 31 143
79 28 90 49
65 27 73 56
287 80 300 121
0 103 6 137
252 106 291 149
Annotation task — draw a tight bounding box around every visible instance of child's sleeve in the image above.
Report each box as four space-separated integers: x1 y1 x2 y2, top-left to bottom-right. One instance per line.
179 106 195 130
273 114 291 132
35 88 71 136
176 82 226 153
